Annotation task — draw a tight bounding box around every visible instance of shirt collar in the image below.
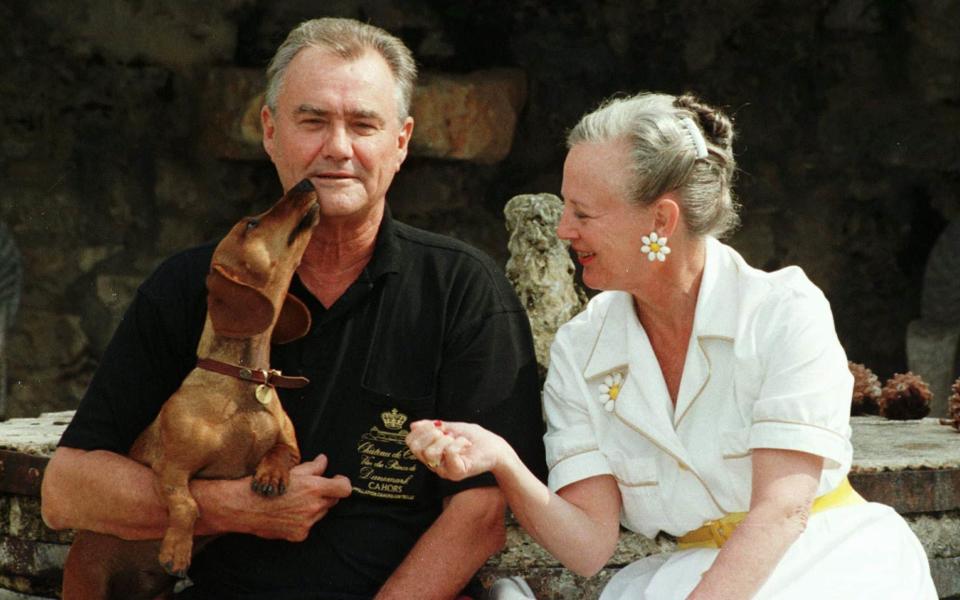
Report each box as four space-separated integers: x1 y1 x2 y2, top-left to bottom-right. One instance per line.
582 293 633 380
581 236 739 380
691 236 738 340
365 204 403 280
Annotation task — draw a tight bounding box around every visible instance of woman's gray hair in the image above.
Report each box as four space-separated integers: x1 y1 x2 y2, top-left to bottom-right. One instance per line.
567 92 740 239
265 18 417 121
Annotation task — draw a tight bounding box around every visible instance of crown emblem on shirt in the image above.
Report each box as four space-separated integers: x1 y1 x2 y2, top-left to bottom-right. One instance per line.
381 408 408 431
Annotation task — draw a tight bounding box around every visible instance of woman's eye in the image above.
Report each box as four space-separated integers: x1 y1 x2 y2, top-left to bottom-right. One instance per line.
246 219 259 231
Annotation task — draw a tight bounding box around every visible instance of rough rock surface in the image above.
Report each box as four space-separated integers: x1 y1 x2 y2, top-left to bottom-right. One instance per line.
504 194 586 375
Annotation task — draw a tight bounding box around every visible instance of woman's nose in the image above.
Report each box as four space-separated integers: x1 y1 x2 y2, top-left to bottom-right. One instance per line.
556 205 576 240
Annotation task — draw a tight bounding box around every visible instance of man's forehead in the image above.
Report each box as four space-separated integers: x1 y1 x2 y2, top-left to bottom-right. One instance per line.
290 46 391 82
281 47 398 112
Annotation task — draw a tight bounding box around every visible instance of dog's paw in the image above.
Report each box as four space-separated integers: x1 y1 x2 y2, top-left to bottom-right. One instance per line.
162 561 188 579
159 533 192 578
251 469 288 497
252 447 296 497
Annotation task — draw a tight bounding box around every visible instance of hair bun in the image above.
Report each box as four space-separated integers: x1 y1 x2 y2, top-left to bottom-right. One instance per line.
674 93 734 150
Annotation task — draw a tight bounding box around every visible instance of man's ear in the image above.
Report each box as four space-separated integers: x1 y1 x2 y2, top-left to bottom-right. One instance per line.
395 116 414 172
261 105 277 160
652 194 681 237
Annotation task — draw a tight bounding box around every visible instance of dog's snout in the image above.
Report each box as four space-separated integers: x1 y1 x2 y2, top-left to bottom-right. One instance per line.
288 203 320 246
292 179 315 194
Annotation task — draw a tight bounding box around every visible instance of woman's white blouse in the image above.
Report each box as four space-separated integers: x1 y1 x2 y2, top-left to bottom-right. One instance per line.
543 236 854 538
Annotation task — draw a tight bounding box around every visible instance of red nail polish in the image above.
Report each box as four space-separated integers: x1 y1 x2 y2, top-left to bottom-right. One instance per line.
434 420 442 427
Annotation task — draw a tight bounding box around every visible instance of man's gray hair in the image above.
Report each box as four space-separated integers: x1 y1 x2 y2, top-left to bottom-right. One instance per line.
265 18 417 121
567 92 740 239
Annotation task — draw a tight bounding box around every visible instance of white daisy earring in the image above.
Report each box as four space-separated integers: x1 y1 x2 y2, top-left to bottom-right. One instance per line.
598 371 624 412
641 231 671 262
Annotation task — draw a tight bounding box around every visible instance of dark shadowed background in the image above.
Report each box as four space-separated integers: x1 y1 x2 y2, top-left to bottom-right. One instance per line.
1 0 958 418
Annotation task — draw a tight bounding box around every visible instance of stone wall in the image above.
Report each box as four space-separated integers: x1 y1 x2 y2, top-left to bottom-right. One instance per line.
1 414 957 598
2 0 959 418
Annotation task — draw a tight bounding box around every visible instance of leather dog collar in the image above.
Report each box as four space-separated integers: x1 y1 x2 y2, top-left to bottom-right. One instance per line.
196 358 310 389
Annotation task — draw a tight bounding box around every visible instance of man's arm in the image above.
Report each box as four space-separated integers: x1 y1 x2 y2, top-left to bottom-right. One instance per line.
41 446 352 540
374 486 506 600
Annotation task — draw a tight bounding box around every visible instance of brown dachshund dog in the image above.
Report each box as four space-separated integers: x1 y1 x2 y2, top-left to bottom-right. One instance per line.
61 180 320 600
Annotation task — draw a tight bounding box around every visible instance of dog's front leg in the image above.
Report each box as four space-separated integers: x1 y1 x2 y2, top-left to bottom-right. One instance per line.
252 401 301 496
153 463 198 577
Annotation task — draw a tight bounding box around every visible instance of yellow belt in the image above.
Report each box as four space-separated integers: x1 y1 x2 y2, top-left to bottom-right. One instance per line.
676 478 866 550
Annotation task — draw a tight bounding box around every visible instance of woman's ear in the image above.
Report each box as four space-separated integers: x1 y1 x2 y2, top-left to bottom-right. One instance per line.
652 194 681 237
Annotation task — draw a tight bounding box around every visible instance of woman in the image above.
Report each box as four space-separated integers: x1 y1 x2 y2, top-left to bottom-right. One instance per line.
406 92 937 599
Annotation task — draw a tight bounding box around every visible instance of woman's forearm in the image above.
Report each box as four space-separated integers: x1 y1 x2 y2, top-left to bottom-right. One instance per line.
492 448 621 576
405 419 622 576
688 499 808 599
690 448 822 600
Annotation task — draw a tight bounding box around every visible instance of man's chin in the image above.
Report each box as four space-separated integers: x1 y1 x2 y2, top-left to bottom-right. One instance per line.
314 194 382 220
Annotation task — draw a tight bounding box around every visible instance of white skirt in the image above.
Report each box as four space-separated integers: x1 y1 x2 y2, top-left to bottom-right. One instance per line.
599 503 937 600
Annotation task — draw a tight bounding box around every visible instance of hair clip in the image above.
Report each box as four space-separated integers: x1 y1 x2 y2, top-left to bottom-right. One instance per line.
681 117 708 159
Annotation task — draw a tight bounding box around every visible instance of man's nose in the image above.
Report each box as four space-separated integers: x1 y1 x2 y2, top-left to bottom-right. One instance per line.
323 124 353 160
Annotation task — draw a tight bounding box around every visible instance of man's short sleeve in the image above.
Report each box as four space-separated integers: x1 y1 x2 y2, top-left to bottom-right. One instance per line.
434 268 547 497
58 249 208 454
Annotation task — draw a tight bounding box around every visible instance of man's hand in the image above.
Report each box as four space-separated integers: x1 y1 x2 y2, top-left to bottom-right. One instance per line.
195 454 352 541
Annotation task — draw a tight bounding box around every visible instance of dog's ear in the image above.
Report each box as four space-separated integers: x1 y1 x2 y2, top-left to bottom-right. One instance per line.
206 265 274 338
272 293 311 344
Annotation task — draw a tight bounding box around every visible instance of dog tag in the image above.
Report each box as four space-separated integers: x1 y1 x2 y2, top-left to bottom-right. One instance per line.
255 384 272 406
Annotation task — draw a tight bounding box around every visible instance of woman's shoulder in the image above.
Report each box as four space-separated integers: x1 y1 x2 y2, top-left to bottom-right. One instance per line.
717 242 827 308
718 242 835 337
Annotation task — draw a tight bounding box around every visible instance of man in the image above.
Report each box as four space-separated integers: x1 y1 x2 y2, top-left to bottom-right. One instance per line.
41 18 546 599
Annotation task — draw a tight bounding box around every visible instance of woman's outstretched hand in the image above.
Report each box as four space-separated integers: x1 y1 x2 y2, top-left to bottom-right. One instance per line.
405 420 508 481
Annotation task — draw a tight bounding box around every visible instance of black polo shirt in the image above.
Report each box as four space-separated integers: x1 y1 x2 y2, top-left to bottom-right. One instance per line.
60 208 547 599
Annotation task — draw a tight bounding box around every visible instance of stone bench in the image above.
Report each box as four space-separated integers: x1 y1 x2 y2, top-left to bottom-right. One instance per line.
0 413 958 599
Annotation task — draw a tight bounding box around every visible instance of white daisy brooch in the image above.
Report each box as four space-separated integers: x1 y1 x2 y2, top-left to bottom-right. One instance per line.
641 232 671 262
598 372 624 412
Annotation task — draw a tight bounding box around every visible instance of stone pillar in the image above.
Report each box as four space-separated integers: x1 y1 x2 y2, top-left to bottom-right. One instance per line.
504 194 586 377
908 219 960 417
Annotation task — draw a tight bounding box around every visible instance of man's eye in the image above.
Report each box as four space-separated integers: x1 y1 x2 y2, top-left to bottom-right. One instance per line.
246 219 259 231
354 123 378 133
